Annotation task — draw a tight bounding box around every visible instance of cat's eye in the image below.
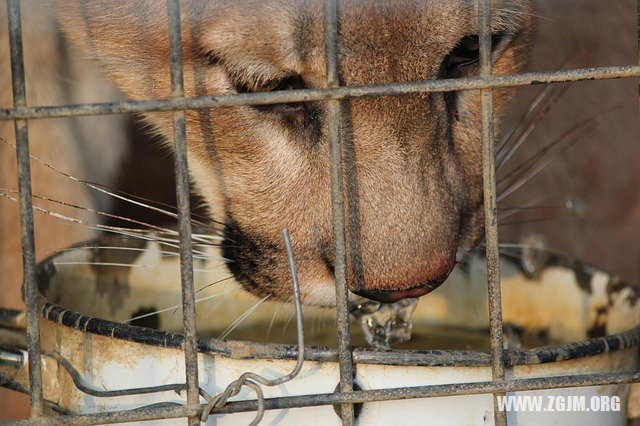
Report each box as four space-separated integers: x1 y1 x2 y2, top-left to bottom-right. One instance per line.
236 75 305 95
235 75 307 112
441 32 506 78
251 79 282 93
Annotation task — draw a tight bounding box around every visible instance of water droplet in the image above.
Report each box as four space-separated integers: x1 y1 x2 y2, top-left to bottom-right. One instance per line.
350 298 419 349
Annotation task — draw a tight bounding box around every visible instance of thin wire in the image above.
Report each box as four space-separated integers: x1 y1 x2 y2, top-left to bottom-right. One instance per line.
200 228 305 424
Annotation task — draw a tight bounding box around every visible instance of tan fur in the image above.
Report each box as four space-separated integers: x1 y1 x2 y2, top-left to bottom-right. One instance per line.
28 0 529 306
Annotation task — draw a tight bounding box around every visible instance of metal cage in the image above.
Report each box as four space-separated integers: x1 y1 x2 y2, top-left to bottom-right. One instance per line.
2 0 640 424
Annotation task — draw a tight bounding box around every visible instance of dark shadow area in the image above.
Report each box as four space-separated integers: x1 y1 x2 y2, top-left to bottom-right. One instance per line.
105 116 208 230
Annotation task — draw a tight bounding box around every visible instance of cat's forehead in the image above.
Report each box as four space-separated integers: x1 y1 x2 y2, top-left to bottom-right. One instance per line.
197 0 528 83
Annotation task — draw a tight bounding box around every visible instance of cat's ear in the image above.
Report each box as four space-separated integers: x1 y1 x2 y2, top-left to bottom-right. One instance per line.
51 0 206 100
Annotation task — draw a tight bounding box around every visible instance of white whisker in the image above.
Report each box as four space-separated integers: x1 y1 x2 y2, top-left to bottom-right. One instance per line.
123 288 240 323
192 233 224 241
167 277 237 324
200 297 231 321
219 295 270 340
281 309 297 337
0 136 213 230
496 83 571 170
59 221 213 258
496 107 611 202
266 302 285 341
52 261 227 273
55 246 222 262
195 276 236 294
0 191 221 259
497 197 546 222
0 187 209 242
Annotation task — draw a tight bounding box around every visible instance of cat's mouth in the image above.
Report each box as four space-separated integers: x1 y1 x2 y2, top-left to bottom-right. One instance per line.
351 273 452 304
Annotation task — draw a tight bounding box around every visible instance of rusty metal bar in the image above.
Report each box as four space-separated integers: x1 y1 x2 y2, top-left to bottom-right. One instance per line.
3 2 638 425
478 1 507 425
323 0 355 424
199 229 306 425
165 1 200 424
6 0 44 418
6 371 640 425
1 65 640 121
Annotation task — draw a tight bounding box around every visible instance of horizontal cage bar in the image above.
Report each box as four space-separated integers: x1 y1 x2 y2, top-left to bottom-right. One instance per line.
5 371 640 425
0 65 638 121
2 0 639 424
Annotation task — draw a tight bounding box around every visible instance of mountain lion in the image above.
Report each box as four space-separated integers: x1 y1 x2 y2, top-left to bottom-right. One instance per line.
1 0 638 418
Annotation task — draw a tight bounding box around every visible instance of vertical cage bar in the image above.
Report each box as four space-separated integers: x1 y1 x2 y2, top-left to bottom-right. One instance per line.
323 0 355 424
7 0 44 417
166 1 200 424
478 0 507 425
